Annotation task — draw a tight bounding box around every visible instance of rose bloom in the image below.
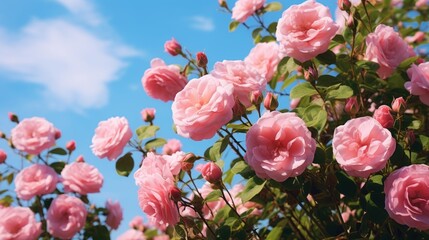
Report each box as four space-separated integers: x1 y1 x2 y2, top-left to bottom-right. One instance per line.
141 58 187 102
15 164 59 200
245 42 283 82
384 164 429 230
211 60 266 107
91 116 133 161
134 152 180 187
106 200 123 230
61 161 104 195
47 195 87 239
406 63 429 106
129 216 145 231
333 116 396 178
373 105 394 128
416 0 428 7
276 0 339 63
162 139 182 155
117 229 146 240
11 117 57 155
172 74 235 141
244 111 316 182
0 207 42 240
365 24 415 79
405 31 425 44
231 0 266 23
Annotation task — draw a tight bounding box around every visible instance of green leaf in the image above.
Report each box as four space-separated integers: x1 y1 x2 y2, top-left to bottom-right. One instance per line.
290 82 318 99
316 50 336 65
214 206 231 223
226 123 250 133
252 27 263 39
332 34 346 44
364 192 387 224
267 226 283 240
398 56 419 69
205 189 222 202
204 137 230 161
48 147 67 156
260 35 276 43
326 85 354 100
49 161 66 174
301 104 327 131
313 147 326 165
264 2 282 12
92 225 110 240
335 171 358 198
229 21 240 32
240 176 266 203
115 152 134 177
357 60 380 71
5 173 14 185
317 75 342 87
267 22 278 34
174 225 187 239
420 135 429 151
136 125 159 140
215 225 231 239
231 161 248 174
144 138 167 150
0 195 13 207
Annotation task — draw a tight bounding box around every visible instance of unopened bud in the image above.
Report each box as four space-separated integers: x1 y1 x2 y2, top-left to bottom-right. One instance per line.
218 0 228 8
164 38 182 56
263 92 278 111
141 108 156 123
196 52 208 68
54 129 62 139
391 97 406 113
8 112 19 123
338 0 352 11
201 162 223 184
406 129 416 146
170 187 182 202
250 91 263 106
345 96 359 116
181 153 196 172
373 105 394 128
0 131 5 138
304 67 318 82
346 14 356 30
66 140 76 152
0 150 7 164
76 155 85 162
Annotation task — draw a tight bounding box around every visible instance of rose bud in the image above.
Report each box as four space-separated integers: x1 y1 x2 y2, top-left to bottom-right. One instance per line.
196 52 208 68
200 162 222 183
0 150 7 164
250 91 263 106
373 105 394 128
76 155 85 162
164 38 182 56
141 108 156 123
391 97 406 113
181 153 196 172
169 187 182 202
338 0 351 11
54 128 62 139
304 67 318 82
406 130 416 146
344 96 359 116
66 140 76 152
263 92 278 111
8 112 19 123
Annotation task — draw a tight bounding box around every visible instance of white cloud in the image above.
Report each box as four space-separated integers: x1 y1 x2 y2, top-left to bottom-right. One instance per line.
0 19 140 111
189 16 215 32
53 0 101 26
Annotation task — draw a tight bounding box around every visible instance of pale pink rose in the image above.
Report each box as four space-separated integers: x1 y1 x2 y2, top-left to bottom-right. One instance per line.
106 200 123 230
0 207 42 240
373 105 394 128
245 111 316 182
245 42 282 82
154 235 170 240
91 116 132 161
172 74 235 141
416 0 428 7
276 0 339 63
231 0 266 23
61 161 104 194
11 117 57 155
163 151 185 175
391 97 406 112
141 58 187 102
333 116 396 178
129 216 145 231
164 38 182 56
162 139 182 155
406 63 429 106
47 194 87 239
405 31 425 43
211 60 266 107
134 152 177 187
117 229 146 240
365 24 415 79
15 164 59 200
335 7 348 34
385 164 429 230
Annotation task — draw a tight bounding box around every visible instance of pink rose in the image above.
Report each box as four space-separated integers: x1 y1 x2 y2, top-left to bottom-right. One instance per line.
333 116 396 178
405 31 425 43
276 0 339 63
154 235 170 240
106 200 123 230
211 60 266 107
231 0 266 23
66 140 76 152
141 108 156 122
0 207 42 240
47 195 87 239
61 161 104 194
373 105 394 128
164 38 182 56
200 162 222 183
15 164 59 200
391 97 406 112
129 216 145 231
416 0 428 7
141 58 187 102
245 42 282 82
344 96 359 116
172 74 235 141
406 63 429 106
384 164 429 230
134 152 179 187
365 24 415 79
91 116 132 161
244 111 316 182
0 150 6 164
162 139 182 155
117 229 146 240
11 117 57 155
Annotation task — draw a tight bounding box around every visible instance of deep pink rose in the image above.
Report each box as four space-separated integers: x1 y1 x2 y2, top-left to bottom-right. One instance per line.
365 24 415 79
162 139 182 155
106 200 123 230
245 42 283 82
0 207 42 240
11 117 57 155
91 116 132 161
47 195 87 239
164 38 182 56
200 162 222 183
211 60 266 107
0 150 6 164
172 74 235 141
406 63 429 106
373 105 394 128
117 229 146 240
244 111 316 182
141 58 187 102
231 0 266 23
384 164 429 230
333 117 396 178
61 161 104 194
276 0 339 63
15 164 59 200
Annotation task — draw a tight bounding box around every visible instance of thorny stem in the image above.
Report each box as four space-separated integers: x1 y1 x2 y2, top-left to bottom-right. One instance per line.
217 131 245 160
187 172 216 220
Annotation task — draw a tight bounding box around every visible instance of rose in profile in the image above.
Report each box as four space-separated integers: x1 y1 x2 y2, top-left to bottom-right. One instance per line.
91 116 132 161
15 164 59 200
106 200 123 230
245 42 283 82
141 58 187 102
47 195 87 239
11 117 57 155
244 111 316 182
232 0 266 23
333 116 396 178
384 164 429 230
373 105 394 128
61 161 104 194
0 206 42 240
276 0 339 62
406 63 429 106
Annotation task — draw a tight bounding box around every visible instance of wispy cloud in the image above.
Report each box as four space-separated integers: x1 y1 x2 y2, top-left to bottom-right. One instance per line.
53 0 101 26
189 16 215 32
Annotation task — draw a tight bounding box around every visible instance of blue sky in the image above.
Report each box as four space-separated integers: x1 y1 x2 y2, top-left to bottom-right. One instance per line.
0 0 336 238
